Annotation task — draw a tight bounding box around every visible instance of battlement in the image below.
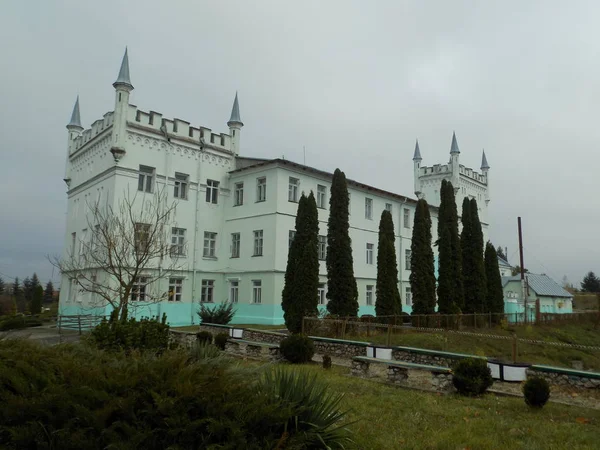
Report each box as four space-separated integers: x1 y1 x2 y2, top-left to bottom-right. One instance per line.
418 163 487 185
72 112 114 152
458 164 487 184
419 164 451 176
129 106 232 151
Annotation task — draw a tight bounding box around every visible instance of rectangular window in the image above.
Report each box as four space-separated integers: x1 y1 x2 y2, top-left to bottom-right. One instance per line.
231 233 241 258
134 223 151 253
405 249 412 268
168 278 182 302
288 177 299 202
253 230 263 256
174 173 188 199
252 280 262 304
288 230 296 248
257 177 267 202
317 184 327 209
405 287 412 306
138 165 155 193
234 182 244 206
229 280 239 303
80 228 87 260
365 197 373 219
201 280 214 303
318 235 327 260
366 243 374 265
206 179 219 204
318 283 326 305
366 285 374 306
385 203 392 212
171 227 186 256
403 208 411 228
71 232 76 259
203 231 217 258
131 277 148 302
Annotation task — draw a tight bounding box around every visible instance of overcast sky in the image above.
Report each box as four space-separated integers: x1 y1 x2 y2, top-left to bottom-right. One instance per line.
1 0 598 288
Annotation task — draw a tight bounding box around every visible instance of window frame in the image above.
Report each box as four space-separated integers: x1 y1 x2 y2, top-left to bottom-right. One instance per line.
318 235 327 261
256 177 267 202
366 285 374 306
138 165 155 193
234 181 244 206
203 231 217 258
134 223 151 254
200 279 214 303
405 249 412 267
231 232 241 258
405 287 412 306
131 276 149 302
206 179 219 204
252 280 262 304
317 184 327 209
385 203 392 212
366 243 374 265
318 283 326 305
229 280 239 303
174 172 189 200
253 230 264 256
168 278 183 302
171 227 186 257
288 177 299 202
403 208 411 228
365 197 373 220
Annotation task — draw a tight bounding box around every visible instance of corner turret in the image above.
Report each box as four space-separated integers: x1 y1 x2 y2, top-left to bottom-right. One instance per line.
481 149 490 204
227 92 243 155
449 131 460 192
111 48 133 163
65 96 83 186
413 139 422 198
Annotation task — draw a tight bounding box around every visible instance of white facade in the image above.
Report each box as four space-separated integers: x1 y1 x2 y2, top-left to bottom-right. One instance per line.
59 50 490 325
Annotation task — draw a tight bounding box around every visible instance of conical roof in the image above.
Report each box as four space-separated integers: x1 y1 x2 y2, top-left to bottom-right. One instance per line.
413 139 422 160
113 47 133 89
481 150 490 169
228 92 243 126
450 131 460 154
67 96 82 129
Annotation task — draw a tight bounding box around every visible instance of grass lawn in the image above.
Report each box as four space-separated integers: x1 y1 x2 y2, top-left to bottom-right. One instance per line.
173 323 286 332
307 364 600 449
341 323 600 371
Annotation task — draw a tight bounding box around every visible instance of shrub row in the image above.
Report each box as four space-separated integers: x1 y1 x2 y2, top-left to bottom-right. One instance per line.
0 315 43 331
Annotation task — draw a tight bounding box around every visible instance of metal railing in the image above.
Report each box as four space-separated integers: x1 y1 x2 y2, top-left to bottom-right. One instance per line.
58 315 106 335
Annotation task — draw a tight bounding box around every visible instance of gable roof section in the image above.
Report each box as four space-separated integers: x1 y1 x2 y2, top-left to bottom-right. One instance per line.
502 274 572 298
497 255 511 268
230 158 420 205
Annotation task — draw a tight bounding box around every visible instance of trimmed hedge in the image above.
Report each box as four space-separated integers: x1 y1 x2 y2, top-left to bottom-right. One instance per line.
280 334 315 364
523 376 550 408
452 358 493 396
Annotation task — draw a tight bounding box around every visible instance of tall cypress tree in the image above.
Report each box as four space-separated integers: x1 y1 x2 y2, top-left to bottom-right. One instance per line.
437 180 463 313
375 210 401 318
460 197 475 313
12 278 21 299
410 199 436 315
485 242 504 319
44 281 55 302
0 276 4 295
31 285 43 315
326 169 358 317
282 195 306 333
470 198 487 312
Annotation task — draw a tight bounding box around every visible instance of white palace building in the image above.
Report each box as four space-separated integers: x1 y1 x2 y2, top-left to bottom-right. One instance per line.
59 50 491 325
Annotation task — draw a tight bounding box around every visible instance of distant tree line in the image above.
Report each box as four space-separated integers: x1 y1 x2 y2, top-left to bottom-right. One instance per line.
0 273 55 316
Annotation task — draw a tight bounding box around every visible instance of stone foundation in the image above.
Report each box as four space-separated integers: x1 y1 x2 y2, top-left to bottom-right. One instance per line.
351 360 370 377
313 340 368 358
527 369 600 390
387 366 408 383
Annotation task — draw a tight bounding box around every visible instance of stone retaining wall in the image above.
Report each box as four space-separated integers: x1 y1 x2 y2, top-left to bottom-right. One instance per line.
169 330 197 348
527 368 600 390
314 340 368 358
243 329 286 344
391 349 459 368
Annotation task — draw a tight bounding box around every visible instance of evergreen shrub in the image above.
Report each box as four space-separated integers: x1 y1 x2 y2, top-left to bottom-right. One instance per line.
196 331 213 345
280 334 315 364
214 332 229 350
197 302 236 325
523 376 550 408
0 315 42 331
89 314 170 353
322 354 332 370
452 358 493 396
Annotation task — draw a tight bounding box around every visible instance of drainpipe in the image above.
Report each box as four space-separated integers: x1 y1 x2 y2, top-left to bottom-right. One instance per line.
191 139 205 324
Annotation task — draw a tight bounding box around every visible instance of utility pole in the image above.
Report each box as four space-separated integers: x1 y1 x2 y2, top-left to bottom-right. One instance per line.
518 217 527 324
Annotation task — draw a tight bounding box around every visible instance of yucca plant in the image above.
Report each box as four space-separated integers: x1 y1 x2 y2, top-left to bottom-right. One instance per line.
257 367 354 449
189 341 223 361
197 302 236 324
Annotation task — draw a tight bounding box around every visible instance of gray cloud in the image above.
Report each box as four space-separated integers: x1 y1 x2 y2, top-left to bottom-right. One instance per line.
0 0 597 287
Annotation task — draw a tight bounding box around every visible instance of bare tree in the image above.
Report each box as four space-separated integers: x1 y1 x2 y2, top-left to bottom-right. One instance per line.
53 187 181 321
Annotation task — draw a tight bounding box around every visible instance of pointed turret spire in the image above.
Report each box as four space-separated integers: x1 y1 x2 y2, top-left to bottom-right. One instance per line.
227 91 243 127
413 139 422 161
481 149 490 170
450 131 460 154
113 47 133 90
67 96 82 129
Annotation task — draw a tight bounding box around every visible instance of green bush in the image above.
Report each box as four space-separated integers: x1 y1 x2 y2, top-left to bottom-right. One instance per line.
214 332 228 350
0 315 42 331
452 358 493 396
523 376 550 408
190 341 222 360
89 314 170 353
322 354 332 370
196 330 213 344
197 302 236 324
280 334 315 364
0 340 353 449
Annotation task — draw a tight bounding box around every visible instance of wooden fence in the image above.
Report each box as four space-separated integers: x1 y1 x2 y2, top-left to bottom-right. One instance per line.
58 315 105 335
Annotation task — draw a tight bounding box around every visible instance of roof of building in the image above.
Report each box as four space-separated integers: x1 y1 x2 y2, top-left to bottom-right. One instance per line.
497 255 511 267
67 96 82 128
230 158 421 206
502 273 573 298
481 150 490 169
450 131 460 154
113 47 133 89
228 92 242 125
413 140 422 161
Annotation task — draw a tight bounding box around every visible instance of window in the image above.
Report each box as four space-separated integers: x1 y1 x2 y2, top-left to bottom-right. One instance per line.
203 232 217 258
366 243 374 265
138 166 154 193
231 233 240 258
318 235 327 260
252 280 262 304
288 177 299 202
171 227 186 256
234 182 244 206
403 208 411 228
174 173 188 199
366 285 374 306
168 278 182 302
71 232 76 259
405 287 412 306
80 228 87 260
365 197 373 219
385 203 392 212
131 277 148 301
206 179 219 204
229 280 239 303
201 280 214 303
134 223 151 253
318 283 326 305
253 230 263 256
405 249 412 267
288 230 296 248
257 177 266 202
317 185 327 208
